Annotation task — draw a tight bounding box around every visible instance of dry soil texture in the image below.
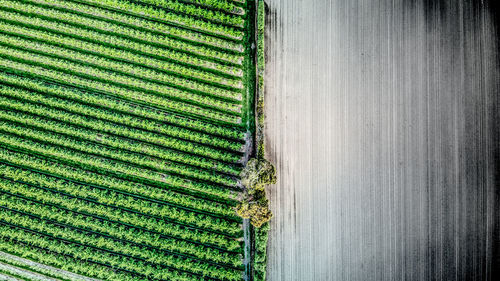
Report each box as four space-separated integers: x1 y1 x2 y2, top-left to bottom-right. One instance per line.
264 0 500 281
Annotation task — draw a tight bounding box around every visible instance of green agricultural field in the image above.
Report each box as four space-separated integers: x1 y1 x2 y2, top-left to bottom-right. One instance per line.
0 0 259 280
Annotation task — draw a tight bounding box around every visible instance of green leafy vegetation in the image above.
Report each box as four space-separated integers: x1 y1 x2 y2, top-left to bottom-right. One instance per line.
0 0 257 280
250 1 273 280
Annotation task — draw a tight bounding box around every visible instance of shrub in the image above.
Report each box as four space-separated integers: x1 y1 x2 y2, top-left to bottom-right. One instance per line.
236 199 272 228
241 158 276 193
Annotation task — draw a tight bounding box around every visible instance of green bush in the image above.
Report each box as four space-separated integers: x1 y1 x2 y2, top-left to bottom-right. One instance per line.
241 158 277 193
236 199 272 228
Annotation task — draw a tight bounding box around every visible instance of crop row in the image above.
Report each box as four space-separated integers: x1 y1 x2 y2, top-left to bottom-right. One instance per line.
0 193 241 262
1 211 241 278
0 10 243 65
0 210 242 280
0 77 242 152
0 31 242 93
0 129 237 203
0 46 241 115
0 177 239 247
0 203 240 272
0 91 241 165
0 33 243 99
0 105 239 179
0 82 243 153
0 248 92 281
0 149 237 223
3 0 243 53
0 163 238 225
0 224 207 281
178 0 245 15
0 72 245 140
0 58 241 124
0 23 242 78
0 189 239 257
0 235 136 281
0 167 237 239
135 0 244 26
73 0 244 40
0 115 236 187
0 111 235 185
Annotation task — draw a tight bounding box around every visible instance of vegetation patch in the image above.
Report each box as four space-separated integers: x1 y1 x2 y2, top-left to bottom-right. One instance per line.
0 0 258 280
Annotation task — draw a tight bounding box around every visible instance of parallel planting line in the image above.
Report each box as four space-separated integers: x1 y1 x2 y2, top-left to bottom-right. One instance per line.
0 84 243 152
0 205 241 267
0 162 239 220
0 28 244 90
0 72 245 140
0 60 241 124
0 217 242 281
0 155 240 236
0 188 241 251
0 8 243 65
0 45 242 114
0 148 238 208
2 0 243 52
132 0 245 27
0 32 244 94
0 93 241 164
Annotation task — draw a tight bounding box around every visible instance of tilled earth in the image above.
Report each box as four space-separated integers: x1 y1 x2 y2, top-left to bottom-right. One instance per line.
264 1 499 280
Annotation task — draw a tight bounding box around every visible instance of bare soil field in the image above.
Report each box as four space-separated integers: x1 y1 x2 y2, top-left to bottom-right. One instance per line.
264 0 499 280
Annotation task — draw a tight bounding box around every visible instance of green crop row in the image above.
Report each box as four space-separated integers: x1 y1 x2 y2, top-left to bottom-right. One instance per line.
0 224 204 281
0 10 243 65
0 106 239 179
0 30 243 91
0 83 243 153
0 131 236 202
0 72 245 140
0 32 243 98
0 45 241 114
74 0 244 40
0 163 238 225
0 253 75 281
0 234 137 281
0 193 241 262
136 0 244 26
0 178 239 247
0 149 237 220
253 223 269 281
0 211 242 280
0 59 241 124
5 0 243 52
0 117 236 187
179 0 245 15
0 91 241 164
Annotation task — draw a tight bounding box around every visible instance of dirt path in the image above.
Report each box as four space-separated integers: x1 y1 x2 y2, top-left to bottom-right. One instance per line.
0 273 22 281
264 1 499 280
0 251 100 281
0 261 60 281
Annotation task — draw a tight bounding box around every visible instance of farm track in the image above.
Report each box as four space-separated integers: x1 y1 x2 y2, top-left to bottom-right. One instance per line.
265 0 499 281
0 251 98 281
0 260 63 281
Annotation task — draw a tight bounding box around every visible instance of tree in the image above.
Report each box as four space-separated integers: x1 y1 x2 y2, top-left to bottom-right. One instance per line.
236 199 272 228
241 158 276 194
237 158 276 227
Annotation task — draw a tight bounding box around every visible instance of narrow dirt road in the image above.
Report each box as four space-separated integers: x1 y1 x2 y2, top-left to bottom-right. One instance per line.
264 1 499 281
